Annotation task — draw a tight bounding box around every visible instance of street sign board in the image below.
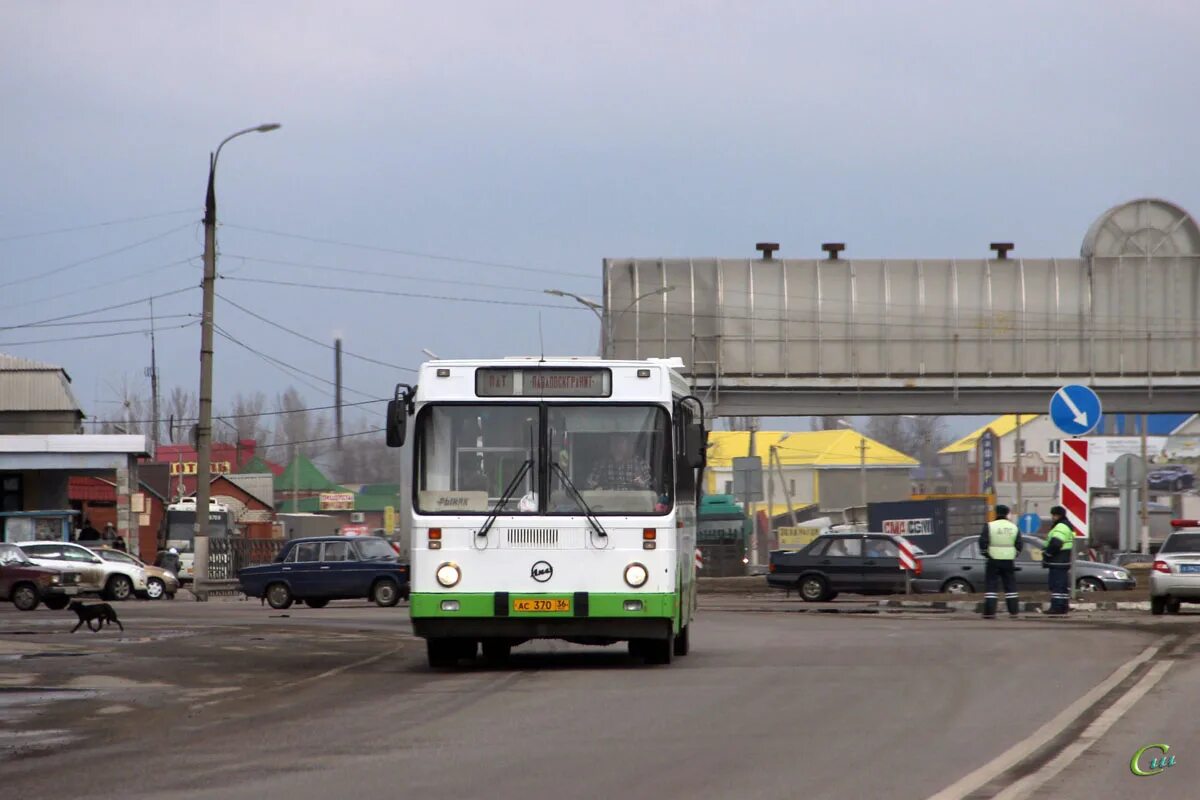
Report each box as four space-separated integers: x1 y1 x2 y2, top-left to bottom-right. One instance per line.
1050 384 1102 436
896 538 918 572
978 429 998 494
1018 513 1041 534
1111 453 1147 487
732 456 764 502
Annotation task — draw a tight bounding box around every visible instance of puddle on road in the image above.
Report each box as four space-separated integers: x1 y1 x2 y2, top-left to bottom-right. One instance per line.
95 704 135 715
0 728 78 757
0 687 97 708
63 675 170 690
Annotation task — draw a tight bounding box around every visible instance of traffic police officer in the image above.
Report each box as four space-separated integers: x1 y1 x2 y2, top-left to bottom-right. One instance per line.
1043 506 1075 614
979 504 1022 618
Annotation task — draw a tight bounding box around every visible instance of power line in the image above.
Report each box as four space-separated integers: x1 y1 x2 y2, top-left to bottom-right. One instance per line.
110 398 386 426
0 286 197 331
221 275 592 311
254 428 385 451
0 320 197 347
13 313 194 330
0 256 198 313
215 292 416 373
221 251 581 298
221 222 595 279
212 324 388 407
0 208 196 243
0 222 195 289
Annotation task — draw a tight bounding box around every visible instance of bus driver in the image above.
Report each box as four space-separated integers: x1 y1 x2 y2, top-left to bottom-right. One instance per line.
587 434 652 491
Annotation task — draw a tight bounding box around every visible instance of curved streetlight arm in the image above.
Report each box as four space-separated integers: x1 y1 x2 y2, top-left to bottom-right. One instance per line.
205 123 282 225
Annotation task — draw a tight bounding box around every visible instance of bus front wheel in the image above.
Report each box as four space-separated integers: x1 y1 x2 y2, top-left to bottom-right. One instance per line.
427 638 476 668
673 625 690 657
631 633 674 665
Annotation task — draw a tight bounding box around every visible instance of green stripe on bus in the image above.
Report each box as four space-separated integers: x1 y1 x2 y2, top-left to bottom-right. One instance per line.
411 592 677 619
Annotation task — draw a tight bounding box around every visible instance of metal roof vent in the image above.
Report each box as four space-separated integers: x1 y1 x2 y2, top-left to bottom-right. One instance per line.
990 242 1014 260
821 243 845 260
756 242 780 260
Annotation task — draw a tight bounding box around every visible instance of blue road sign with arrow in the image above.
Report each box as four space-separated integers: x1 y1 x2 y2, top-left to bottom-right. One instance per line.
1019 513 1041 535
1049 384 1102 436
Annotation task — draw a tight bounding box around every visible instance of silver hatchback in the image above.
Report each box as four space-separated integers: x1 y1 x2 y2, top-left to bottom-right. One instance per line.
1149 528 1200 614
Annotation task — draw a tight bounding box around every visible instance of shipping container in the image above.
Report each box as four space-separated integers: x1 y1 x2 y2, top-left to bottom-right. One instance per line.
697 494 750 577
867 497 990 554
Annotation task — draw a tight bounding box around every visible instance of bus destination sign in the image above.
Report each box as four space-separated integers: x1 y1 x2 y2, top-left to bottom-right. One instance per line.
476 368 612 398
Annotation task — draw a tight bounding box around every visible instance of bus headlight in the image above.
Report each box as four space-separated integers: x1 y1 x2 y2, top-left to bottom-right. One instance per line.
435 562 461 588
624 562 649 588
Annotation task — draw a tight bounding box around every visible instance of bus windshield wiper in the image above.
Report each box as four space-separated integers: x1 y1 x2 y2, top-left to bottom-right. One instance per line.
551 462 607 540
477 458 532 539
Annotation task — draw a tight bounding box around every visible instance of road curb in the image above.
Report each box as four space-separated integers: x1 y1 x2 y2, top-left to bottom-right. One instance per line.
700 597 1152 614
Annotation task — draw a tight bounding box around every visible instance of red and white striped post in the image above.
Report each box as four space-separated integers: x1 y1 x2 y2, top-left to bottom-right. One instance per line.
1059 439 1097 598
897 537 918 595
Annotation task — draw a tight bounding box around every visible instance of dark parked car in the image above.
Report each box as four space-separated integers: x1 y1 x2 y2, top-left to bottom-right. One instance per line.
768 533 922 601
0 543 79 611
912 535 1136 594
1148 465 1195 492
238 536 409 610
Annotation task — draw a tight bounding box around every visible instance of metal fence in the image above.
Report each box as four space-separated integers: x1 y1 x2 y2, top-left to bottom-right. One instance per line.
207 538 286 581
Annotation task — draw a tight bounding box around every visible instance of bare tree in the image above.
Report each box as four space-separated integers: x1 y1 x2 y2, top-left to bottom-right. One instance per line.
165 386 198 443
97 375 150 435
227 391 269 444
810 416 842 431
866 416 910 455
908 416 951 466
330 431 399 485
273 386 331 460
864 415 951 465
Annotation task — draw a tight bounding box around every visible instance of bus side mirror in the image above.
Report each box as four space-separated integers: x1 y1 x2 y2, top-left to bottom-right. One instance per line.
683 424 705 468
385 399 407 448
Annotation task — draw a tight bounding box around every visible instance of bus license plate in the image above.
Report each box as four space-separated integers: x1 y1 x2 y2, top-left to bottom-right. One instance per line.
512 598 570 613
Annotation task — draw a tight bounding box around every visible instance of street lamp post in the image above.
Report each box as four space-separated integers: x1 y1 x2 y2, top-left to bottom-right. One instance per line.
838 420 868 523
544 287 675 356
194 123 280 598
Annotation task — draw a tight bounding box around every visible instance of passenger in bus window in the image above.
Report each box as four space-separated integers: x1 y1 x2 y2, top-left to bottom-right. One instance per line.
587 434 652 491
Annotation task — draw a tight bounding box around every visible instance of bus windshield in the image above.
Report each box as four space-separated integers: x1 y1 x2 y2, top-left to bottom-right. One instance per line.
416 405 539 515
415 404 673 515
548 405 671 515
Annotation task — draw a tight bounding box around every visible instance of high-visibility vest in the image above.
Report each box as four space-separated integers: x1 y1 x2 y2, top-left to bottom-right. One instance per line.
1044 522 1075 565
986 519 1019 560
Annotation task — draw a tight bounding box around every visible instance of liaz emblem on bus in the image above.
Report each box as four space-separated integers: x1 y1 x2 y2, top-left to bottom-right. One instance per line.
475 368 611 398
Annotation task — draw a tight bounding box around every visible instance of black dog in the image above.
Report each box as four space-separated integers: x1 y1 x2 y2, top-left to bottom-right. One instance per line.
69 601 124 633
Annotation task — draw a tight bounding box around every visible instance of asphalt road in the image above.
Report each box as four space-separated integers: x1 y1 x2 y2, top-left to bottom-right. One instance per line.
1 599 1196 799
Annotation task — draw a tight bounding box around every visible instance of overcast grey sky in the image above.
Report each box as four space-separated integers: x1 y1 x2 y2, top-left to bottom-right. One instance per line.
2 1 1198 438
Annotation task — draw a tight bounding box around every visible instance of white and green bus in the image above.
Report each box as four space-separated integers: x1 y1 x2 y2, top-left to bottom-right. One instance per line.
385 357 707 667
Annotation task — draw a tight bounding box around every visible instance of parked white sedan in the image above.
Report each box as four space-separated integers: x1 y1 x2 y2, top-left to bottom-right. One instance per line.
17 541 148 601
1150 527 1200 615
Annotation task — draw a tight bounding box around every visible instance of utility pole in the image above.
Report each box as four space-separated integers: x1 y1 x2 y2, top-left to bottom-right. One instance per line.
1141 413 1150 553
1014 414 1023 515
335 337 344 449
148 298 161 455
292 442 300 512
194 123 281 592
859 435 868 516
747 417 760 565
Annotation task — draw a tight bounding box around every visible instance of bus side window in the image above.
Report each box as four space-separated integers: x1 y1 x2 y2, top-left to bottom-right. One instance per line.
675 403 698 500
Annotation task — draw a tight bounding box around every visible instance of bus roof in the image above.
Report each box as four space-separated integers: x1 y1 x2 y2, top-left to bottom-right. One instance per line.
412 358 693 403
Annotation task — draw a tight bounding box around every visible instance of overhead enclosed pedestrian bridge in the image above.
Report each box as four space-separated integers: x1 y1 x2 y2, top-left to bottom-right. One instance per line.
602 198 1200 416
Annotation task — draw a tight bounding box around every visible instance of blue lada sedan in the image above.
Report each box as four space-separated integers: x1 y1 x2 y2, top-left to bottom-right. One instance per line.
239 536 410 609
